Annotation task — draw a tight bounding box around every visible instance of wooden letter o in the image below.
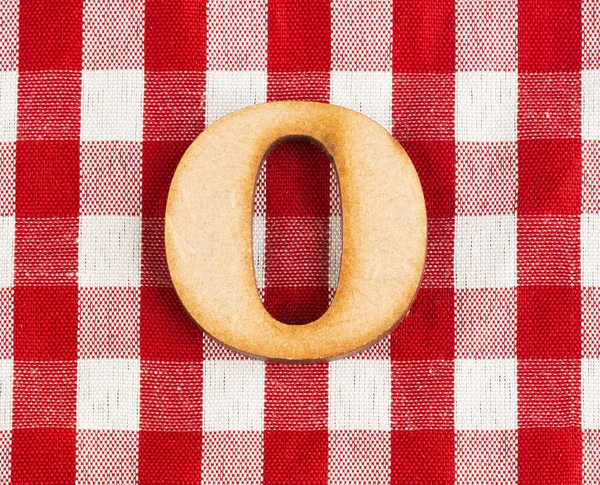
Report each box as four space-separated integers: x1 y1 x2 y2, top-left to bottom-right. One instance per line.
165 101 427 362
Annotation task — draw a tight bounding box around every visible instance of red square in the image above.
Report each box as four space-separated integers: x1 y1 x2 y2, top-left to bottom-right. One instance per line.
0 2 19 71
584 430 600 482
141 217 170 287
140 286 203 361
78 287 140 359
263 286 330 326
15 218 79 286
517 215 580 286
145 0 206 71
330 0 392 71
456 430 518 484
13 361 77 428
518 360 580 428
391 430 454 485
518 0 582 72
393 0 455 73
76 430 138 484
391 288 454 360
18 0 82 71
265 364 328 430
17 72 81 141
267 0 331 72
456 142 518 217
519 427 582 485
12 428 76 485
518 286 581 359
140 361 203 431
265 139 332 218
392 75 455 142
399 141 456 218
139 431 202 485
456 0 518 72
16 141 79 217
421 217 454 288
329 430 391 484
264 430 328 485
518 74 581 140
391 361 453 430
14 286 77 360
518 139 581 215
142 141 189 218
205 0 267 71
267 72 330 102
144 72 205 142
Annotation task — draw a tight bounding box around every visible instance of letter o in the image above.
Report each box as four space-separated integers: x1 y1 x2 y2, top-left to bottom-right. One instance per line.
165 101 427 362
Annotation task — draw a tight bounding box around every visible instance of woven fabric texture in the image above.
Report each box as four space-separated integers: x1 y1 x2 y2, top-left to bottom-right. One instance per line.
1 0 599 483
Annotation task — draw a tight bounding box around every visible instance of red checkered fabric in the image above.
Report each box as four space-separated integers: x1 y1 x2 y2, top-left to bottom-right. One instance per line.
1 0 599 483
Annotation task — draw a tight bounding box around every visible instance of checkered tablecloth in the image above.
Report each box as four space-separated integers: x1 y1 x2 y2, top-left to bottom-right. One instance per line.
1 0 599 483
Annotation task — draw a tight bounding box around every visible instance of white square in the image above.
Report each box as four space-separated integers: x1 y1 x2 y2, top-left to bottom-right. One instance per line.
584 70 600 140
0 217 14 289
330 71 393 132
203 360 264 431
0 360 12 430
205 71 267 126
454 359 517 430
78 215 141 287
328 360 391 431
583 359 600 429
0 72 17 143
583 214 600 287
77 358 140 430
454 215 517 289
81 70 144 141
455 71 518 142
